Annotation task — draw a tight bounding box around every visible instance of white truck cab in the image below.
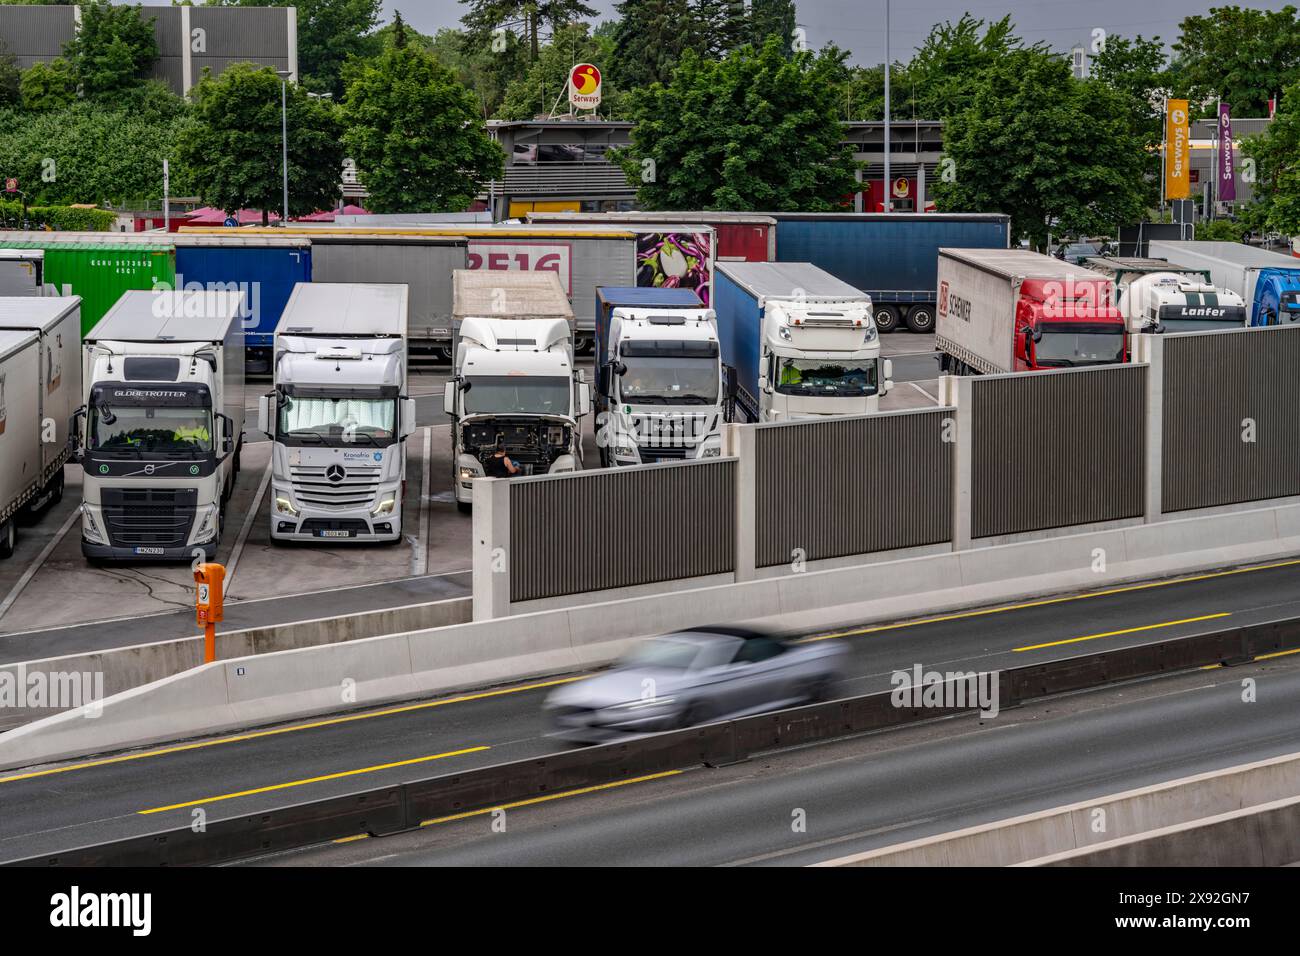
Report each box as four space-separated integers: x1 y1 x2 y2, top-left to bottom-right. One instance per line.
1120 272 1248 333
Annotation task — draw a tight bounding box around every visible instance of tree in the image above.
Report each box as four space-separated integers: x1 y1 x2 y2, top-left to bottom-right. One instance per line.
932 48 1149 250
748 0 797 55
498 22 623 119
210 0 384 98
0 41 20 108
425 27 529 118
460 0 598 61
1240 80 1300 234
693 0 747 57
343 43 503 212
615 36 859 210
612 0 705 90
1174 5 1300 116
19 59 77 112
1090 35 1171 209
177 63 345 223
906 14 1033 120
62 0 158 98
836 62 917 121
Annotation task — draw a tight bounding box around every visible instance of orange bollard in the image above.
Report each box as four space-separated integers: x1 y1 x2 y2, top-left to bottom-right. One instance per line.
194 563 226 664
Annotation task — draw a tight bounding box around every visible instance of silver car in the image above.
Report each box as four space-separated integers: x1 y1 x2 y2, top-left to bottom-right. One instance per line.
543 627 846 743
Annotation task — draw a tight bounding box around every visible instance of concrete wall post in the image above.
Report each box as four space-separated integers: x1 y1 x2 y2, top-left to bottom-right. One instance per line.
472 478 512 620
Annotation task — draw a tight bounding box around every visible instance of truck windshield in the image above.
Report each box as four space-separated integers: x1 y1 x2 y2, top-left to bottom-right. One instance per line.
620 357 719 404
1034 325 1125 366
90 405 213 456
278 396 396 446
464 376 571 416
774 358 878 397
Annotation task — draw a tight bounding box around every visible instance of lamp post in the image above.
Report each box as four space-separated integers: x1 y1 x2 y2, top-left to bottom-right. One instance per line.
276 69 292 226
883 0 891 213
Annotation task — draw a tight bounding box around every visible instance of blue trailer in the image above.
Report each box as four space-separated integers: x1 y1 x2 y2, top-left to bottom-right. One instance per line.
174 236 311 372
762 212 1011 333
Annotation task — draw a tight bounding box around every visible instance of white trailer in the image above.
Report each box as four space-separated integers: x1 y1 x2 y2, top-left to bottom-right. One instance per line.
1148 240 1300 327
259 283 416 544
79 290 245 562
0 250 44 297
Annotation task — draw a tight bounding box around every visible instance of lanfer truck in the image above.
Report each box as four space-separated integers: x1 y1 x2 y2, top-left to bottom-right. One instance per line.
78 290 245 562
1148 240 1300 328
935 248 1128 375
259 283 416 544
0 297 81 559
446 270 590 511
594 287 724 467
714 262 891 422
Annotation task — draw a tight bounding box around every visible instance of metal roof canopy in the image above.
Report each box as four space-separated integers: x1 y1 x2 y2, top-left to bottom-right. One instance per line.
718 261 870 301
279 282 409 337
87 289 245 342
0 296 80 333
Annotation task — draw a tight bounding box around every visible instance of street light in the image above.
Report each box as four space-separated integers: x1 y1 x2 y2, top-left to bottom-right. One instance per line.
883 0 891 213
276 69 292 226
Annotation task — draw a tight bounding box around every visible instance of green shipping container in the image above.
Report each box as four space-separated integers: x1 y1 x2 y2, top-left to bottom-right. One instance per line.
0 239 176 335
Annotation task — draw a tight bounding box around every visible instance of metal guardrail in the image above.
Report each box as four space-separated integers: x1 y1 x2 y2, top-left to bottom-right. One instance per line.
9 615 1299 866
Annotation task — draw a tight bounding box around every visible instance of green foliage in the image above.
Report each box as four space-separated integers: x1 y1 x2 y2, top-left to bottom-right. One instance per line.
692 0 747 57
836 62 917 121
907 14 1036 120
612 0 705 90
932 48 1149 250
20 59 77 111
63 0 159 98
460 0 599 60
0 41 19 108
1174 5 1300 116
343 43 504 212
1089 34 1171 210
1240 80 1300 234
747 0 796 54
418 27 529 118
177 63 345 221
1194 217 1249 242
615 36 859 210
0 199 117 231
498 22 623 119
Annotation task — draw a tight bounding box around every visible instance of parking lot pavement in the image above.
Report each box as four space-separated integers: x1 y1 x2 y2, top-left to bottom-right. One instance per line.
881 378 942 411
880 331 940 383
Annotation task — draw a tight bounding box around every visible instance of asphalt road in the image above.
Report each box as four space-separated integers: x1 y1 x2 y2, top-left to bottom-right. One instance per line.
2 555 1299 861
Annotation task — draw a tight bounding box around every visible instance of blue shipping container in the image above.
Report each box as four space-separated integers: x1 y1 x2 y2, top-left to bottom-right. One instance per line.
174 238 312 353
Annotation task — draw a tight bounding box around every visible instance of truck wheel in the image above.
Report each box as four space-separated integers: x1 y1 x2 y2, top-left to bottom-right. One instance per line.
0 519 15 559
873 305 900 333
50 469 64 506
905 304 936 333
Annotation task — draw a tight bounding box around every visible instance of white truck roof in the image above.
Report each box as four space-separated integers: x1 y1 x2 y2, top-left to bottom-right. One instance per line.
86 289 245 342
458 316 571 354
0 296 79 333
719 261 868 304
278 282 409 337
0 249 43 261
939 248 1113 283
1148 240 1300 269
0 327 38 362
452 270 574 326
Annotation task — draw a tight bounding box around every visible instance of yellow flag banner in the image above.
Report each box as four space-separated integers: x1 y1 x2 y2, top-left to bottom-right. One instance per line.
1165 99 1190 200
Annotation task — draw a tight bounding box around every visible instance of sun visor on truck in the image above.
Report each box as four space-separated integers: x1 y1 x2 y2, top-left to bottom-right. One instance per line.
90 384 212 407
621 340 719 358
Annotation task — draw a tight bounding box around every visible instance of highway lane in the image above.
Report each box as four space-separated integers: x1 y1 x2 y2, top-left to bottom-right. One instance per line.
2 556 1300 860
297 655 1300 867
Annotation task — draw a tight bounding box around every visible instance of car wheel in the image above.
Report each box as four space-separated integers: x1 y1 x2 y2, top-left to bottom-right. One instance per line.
677 702 710 729
873 305 900 333
0 519 15 559
905 304 935 333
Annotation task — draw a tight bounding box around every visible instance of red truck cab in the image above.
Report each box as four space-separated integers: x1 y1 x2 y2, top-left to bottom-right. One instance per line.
1013 276 1127 371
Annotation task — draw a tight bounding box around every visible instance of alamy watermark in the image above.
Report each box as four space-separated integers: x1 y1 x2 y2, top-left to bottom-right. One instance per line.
890 664 1000 718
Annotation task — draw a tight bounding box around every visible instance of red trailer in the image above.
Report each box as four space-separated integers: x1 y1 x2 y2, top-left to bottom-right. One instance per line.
526 210 775 263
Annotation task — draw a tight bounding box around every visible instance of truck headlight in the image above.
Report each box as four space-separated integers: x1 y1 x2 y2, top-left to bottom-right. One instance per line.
371 498 396 517
864 324 878 343
275 496 300 517
614 442 637 458
193 508 217 542
701 446 722 458
459 467 477 480
81 505 105 544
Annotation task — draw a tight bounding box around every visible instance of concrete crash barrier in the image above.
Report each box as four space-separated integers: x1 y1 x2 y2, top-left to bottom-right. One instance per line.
4 498 1300 770
1024 794 1300 867
815 750 1300 867
12 630 1300 866
0 596 470 734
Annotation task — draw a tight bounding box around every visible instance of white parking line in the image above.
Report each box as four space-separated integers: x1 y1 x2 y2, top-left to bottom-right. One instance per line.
411 426 432 577
224 459 273 589
0 509 79 623
907 381 939 403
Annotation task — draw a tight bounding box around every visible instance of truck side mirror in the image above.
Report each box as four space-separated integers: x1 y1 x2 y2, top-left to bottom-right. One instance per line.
443 381 456 416
881 358 894 395
256 393 275 437
400 397 417 438
577 382 591 418
67 406 86 464
215 412 235 456
758 374 770 394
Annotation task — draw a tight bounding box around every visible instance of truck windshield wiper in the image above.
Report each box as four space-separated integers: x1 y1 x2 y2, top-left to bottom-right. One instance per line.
673 394 715 405
288 430 325 444
345 432 377 445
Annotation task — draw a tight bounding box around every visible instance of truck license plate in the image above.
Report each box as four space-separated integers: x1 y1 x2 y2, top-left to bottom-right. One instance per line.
134 547 164 555
317 529 351 538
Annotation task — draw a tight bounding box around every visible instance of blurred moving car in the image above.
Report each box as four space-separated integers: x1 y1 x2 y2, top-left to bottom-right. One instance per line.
543 626 846 744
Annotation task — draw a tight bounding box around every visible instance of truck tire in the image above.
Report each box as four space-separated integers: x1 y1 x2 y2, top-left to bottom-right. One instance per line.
873 305 900 333
50 469 64 506
905 304 936 333
0 519 14 559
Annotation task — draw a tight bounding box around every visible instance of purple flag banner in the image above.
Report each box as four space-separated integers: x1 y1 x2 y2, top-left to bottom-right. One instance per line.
1219 103 1236 201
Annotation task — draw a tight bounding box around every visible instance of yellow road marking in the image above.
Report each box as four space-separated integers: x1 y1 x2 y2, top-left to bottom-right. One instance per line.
138 746 489 814
803 557 1300 644
1012 613 1230 652
418 770 683 827
0 676 581 785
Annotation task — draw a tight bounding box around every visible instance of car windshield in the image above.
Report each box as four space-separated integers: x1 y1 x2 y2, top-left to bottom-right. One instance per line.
620 356 719 404
775 358 878 397
619 638 702 670
463 375 571 416
279 396 395 446
90 404 213 455
1034 326 1125 366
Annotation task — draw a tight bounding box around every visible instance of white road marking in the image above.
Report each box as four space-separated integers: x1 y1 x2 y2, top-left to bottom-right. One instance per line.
907 381 939 404
224 459 273 590
0 509 79 623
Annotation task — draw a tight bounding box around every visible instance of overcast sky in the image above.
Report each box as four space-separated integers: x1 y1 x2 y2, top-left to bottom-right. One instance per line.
382 0 1292 64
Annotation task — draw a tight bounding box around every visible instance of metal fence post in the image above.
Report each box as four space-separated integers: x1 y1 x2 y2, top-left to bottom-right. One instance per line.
472 478 512 620
1136 334 1164 522
943 375 973 551
732 424 757 582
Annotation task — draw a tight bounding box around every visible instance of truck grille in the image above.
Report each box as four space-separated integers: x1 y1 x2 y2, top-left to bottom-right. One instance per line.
290 465 381 510
630 413 710 446
101 488 198 548
640 446 689 464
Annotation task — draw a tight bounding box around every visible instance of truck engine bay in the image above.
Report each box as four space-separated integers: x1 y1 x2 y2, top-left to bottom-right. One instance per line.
462 417 572 473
